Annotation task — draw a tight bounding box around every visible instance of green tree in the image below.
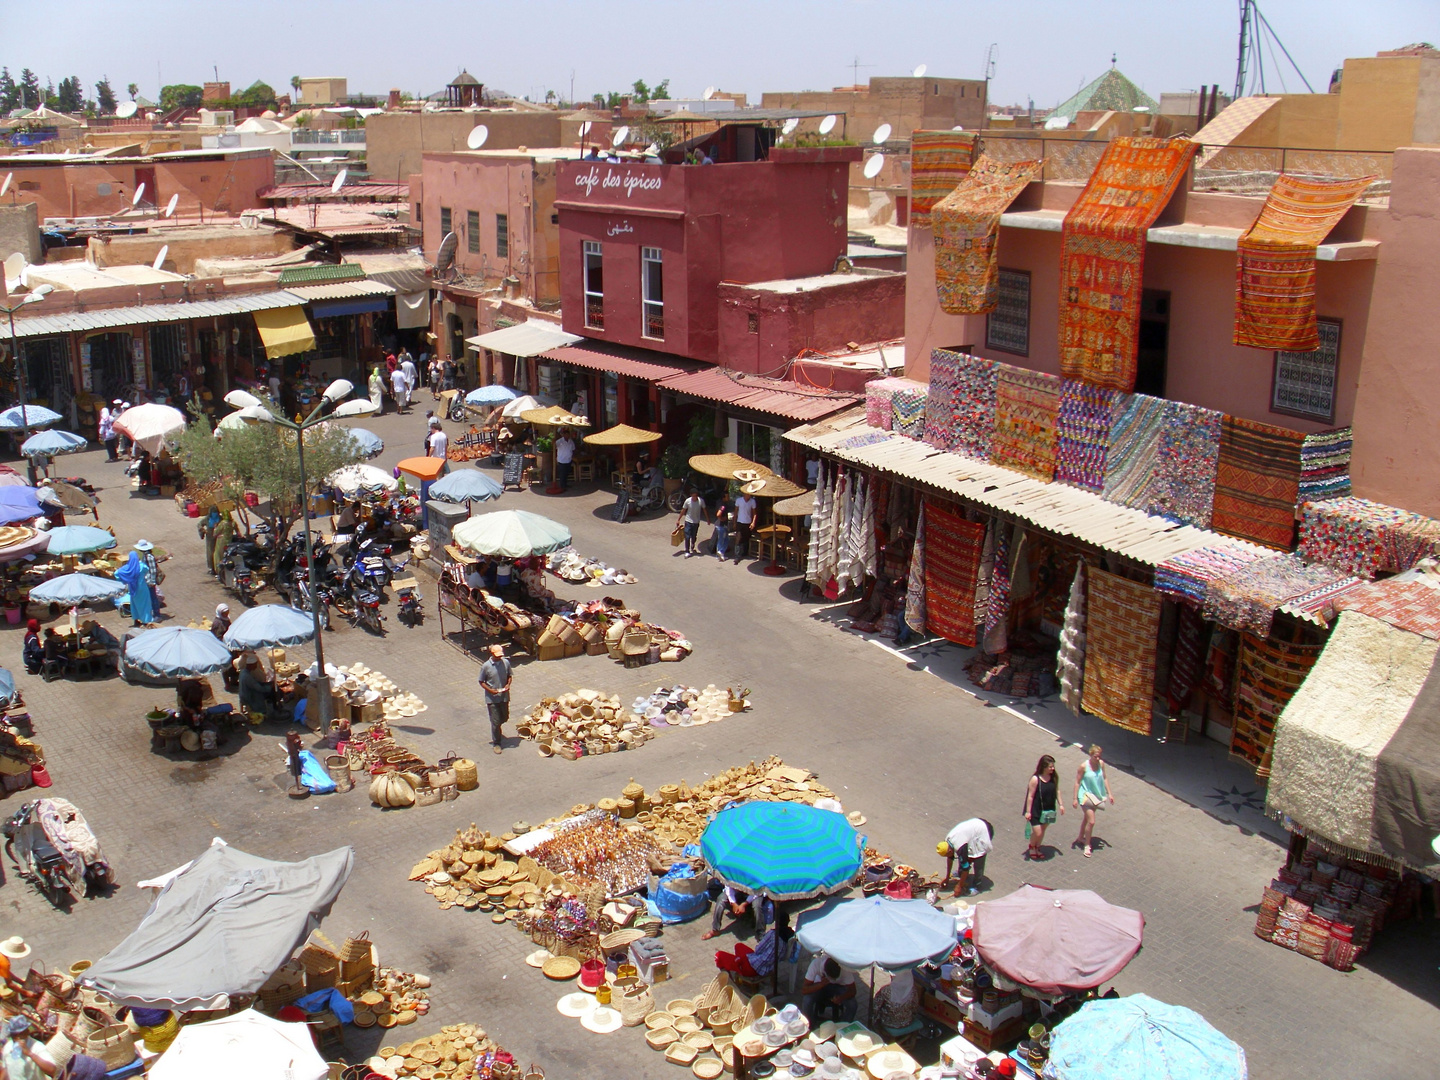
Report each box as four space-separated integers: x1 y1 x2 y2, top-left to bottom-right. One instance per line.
95 76 117 115
42 79 56 107
231 80 277 110
56 76 83 112
159 83 204 111
18 69 40 109
126 82 139 100
289 75 301 97
0 69 17 113
173 405 365 561
631 79 651 103
652 79 671 101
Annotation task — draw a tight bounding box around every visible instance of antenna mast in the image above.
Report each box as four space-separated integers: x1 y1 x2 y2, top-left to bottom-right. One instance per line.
1233 0 1253 100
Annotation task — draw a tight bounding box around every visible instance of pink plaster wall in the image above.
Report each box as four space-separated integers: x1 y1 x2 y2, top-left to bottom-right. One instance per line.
2 153 274 219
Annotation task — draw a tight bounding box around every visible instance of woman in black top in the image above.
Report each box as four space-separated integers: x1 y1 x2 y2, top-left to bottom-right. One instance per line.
1023 754 1063 860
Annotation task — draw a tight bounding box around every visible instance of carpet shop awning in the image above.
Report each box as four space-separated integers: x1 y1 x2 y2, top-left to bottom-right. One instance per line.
252 306 317 359
397 290 430 330
786 406 1255 567
655 367 859 423
467 321 582 358
1267 610 1440 872
538 341 700 382
8 291 312 340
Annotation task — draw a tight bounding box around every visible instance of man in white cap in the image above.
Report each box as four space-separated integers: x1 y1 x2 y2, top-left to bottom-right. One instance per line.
1 1015 56 1079
478 643 511 755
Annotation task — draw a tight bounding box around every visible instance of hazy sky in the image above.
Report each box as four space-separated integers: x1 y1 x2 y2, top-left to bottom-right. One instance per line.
1 1 1432 109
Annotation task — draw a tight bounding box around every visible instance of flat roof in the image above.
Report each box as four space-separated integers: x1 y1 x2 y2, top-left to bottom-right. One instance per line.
739 268 902 294
24 263 187 290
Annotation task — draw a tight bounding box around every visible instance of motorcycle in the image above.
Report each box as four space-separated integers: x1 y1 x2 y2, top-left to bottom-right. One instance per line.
397 582 423 627
219 530 274 607
3 798 113 905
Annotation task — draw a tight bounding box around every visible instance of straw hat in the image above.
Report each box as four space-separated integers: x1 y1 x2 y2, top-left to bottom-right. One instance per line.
0 937 31 960
525 949 553 968
837 1030 881 1059
557 992 598 1018
581 1005 623 1034
865 1049 918 1079
847 811 867 827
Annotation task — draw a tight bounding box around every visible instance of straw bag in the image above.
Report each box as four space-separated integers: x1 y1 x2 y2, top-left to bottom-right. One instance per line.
45 1029 79 1069
670 525 685 547
620 984 655 1027
85 1024 138 1070
415 782 443 806
339 931 371 964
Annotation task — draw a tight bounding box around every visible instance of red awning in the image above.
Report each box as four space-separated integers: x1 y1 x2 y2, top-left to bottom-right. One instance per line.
538 342 701 382
655 367 859 423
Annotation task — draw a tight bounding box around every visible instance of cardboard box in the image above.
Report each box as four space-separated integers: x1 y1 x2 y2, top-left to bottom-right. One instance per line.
537 642 566 662
352 702 382 725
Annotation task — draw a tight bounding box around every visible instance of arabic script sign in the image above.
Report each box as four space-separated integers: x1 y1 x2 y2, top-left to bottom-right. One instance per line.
574 165 663 199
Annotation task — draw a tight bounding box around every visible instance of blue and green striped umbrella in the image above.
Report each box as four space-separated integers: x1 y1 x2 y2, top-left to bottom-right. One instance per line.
700 801 863 901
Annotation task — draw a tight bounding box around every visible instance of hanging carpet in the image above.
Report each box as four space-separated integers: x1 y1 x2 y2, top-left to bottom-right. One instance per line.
922 349 963 452
1101 394 1165 511
1231 632 1325 775
1210 415 1304 549
1054 381 1122 494
1081 568 1160 734
991 367 1062 481
933 154 1043 314
950 352 1000 459
922 502 987 647
908 131 979 228
1149 399 1223 528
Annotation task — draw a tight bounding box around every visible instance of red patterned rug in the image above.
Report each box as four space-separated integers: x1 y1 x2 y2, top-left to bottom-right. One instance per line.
923 501 987 647
933 154 1043 314
1081 569 1160 734
909 131 979 228
1211 415 1304 549
991 366 1062 481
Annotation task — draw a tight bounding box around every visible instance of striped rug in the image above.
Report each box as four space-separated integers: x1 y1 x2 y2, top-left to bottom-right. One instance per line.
923 501 987 647
1101 394 1165 511
1082 568 1160 734
908 131 979 227
1211 415 1304 549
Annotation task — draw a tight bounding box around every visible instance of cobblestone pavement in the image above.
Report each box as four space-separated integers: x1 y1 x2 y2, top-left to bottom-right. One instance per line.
7 407 1437 1080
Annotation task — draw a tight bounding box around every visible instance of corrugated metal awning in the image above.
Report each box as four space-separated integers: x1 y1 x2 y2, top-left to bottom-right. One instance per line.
285 281 396 301
467 322 582 358
785 407 1254 567
539 342 699 382
9 291 310 340
656 367 860 423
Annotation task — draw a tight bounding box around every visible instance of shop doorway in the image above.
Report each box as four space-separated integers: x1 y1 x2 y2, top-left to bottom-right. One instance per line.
86 332 134 403
149 324 186 399
1136 289 1169 398
18 335 73 420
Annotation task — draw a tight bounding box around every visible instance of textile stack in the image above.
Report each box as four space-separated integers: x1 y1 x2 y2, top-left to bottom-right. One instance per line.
890 384 929 438
1299 497 1440 578
864 376 914 431
1298 427 1352 502
1254 846 1398 971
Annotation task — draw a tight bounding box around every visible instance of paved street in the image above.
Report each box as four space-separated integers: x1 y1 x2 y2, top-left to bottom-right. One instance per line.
7 405 1437 1080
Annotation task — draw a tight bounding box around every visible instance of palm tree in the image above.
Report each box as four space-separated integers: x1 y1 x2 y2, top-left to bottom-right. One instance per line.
127 82 138 99
290 75 302 102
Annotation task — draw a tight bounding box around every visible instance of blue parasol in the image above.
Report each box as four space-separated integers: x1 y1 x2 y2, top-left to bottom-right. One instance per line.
343 427 384 459
0 669 13 706
465 385 518 405
428 468 504 505
796 896 958 971
21 429 87 457
0 487 43 526
0 404 64 431
700 802 863 901
223 604 317 650
44 525 118 556
1048 994 1248 1080
122 627 233 678
29 573 129 605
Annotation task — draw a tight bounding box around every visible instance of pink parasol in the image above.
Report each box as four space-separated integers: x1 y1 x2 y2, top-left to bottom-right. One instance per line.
971 885 1144 996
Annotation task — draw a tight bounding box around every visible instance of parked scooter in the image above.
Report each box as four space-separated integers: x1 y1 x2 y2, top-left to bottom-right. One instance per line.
397 582 423 627
2 798 113 905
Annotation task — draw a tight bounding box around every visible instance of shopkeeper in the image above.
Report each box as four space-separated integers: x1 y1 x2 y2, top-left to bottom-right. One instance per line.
940 817 994 897
702 885 772 941
238 653 281 722
801 954 857 1023
2 1017 57 1079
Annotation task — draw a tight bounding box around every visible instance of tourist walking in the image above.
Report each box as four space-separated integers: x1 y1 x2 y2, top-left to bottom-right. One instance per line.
712 497 733 561
99 401 120 461
734 489 757 564
678 489 706 557
1022 754 1062 859
1073 744 1114 858
479 643 512 755
939 817 993 896
390 363 409 414
428 355 441 398
400 352 418 409
427 417 449 474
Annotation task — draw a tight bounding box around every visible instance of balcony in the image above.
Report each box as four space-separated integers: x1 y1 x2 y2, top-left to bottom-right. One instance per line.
643 306 665 340
291 128 367 146
585 296 605 329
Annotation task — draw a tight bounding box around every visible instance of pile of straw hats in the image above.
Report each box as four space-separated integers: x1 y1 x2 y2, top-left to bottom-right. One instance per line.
518 689 657 759
411 824 540 914
337 663 427 715
383 692 429 722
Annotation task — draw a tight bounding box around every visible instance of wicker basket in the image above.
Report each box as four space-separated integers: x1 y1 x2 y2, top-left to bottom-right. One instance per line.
85 1024 138 1070
454 758 478 791
619 984 655 1027
415 783 443 807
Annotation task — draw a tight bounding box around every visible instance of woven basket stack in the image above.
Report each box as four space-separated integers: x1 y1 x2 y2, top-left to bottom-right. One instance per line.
362 1025 541 1080
517 689 656 759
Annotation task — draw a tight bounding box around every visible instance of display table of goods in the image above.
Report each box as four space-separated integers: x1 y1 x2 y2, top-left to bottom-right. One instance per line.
520 684 751 760
254 929 430 1025
330 661 429 726
362 1026 542 1080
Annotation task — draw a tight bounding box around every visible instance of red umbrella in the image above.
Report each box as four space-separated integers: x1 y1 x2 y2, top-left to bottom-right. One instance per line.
971 885 1144 996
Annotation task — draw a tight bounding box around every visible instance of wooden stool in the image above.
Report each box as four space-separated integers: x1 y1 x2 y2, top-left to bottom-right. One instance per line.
574 461 594 483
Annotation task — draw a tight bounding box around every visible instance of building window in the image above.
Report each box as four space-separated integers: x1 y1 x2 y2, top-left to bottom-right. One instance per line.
440 206 452 238
736 421 777 472
986 268 1030 356
496 213 509 258
641 247 664 339
1272 318 1341 423
466 210 480 254
583 240 604 329
747 313 759 334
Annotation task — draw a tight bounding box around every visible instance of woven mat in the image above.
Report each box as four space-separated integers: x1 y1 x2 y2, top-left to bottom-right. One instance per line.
905 504 927 634
933 154 1043 314
1234 173 1375 351
923 501 986 647
1054 381 1121 493
1211 415 1304 549
908 131 979 227
1154 544 1268 606
991 366 1061 481
1299 427 1352 503
1101 394 1165 510
1059 137 1197 391
1231 633 1325 775
951 352 999 459
865 377 907 431
922 349 963 451
1081 568 1160 734
892 386 929 440
1203 553 1346 637
1150 400 1223 527
1334 578 1440 640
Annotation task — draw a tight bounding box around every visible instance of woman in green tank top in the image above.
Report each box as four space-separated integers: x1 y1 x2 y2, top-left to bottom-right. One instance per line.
1073 745 1114 858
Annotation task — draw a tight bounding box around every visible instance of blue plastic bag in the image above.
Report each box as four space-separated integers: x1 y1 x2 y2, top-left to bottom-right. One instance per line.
298 750 337 794
651 864 710 924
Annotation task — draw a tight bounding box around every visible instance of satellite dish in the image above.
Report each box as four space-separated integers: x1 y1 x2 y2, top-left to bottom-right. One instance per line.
1043 115 1070 131
611 125 629 148
164 193 179 218
132 182 146 206
152 245 169 271
115 100 138 119
0 173 10 198
435 231 459 274
466 124 489 149
577 120 592 137
818 114 837 135
952 125 966 131
782 118 799 135
913 64 928 78
872 123 892 144
863 154 885 179
330 168 348 194
703 86 717 101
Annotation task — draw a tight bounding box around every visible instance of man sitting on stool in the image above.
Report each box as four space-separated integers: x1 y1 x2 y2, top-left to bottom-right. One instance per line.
702 885 772 940
801 954 857 1023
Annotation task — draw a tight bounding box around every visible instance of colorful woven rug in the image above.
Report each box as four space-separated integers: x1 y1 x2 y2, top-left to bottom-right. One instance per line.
1165 602 1206 714
1054 381 1121 493
1334 578 1440 640
908 131 979 228
922 349 963 451
1203 552 1347 637
1081 568 1160 734
905 503 927 633
1154 544 1267 606
1149 400 1223 527
991 366 1062 481
1211 415 1304 549
1231 633 1324 776
1059 137 1197 391
1299 497 1440 577
892 385 929 439
1233 173 1375 351
865 376 909 430
1298 427 1351 502
922 501 986 647
933 154 1043 314
1101 394 1165 511
951 353 999 459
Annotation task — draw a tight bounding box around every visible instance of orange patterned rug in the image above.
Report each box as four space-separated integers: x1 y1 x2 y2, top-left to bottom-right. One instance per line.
991 366 1062 481
909 131 979 228
933 155 1043 314
1081 568 1160 735
1233 172 1375 351
923 501 987 647
1059 137 1197 391
1211 415 1305 549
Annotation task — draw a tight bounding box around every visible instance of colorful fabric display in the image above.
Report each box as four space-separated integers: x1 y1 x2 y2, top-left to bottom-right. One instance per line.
922 349 963 451
1165 603 1206 714
865 376 917 431
1333 578 1440 640
922 501 987 647
933 154 1044 314
951 353 1000 459
1154 544 1267 606
1054 381 1121 494
1101 394 1166 511
1298 427 1352 503
1230 633 1324 775
983 522 1013 654
1298 497 1409 577
905 504 927 634
1059 137 1198 391
908 131 979 228
1203 552 1351 637
991 366 1062 481
891 385 929 439
1234 174 1376 351
1211 415 1305 550
1150 400 1223 527
1081 568 1161 734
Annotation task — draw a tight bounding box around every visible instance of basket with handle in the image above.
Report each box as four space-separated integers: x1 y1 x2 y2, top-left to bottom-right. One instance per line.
85 1024 138 1070
338 931 372 965
619 983 655 1027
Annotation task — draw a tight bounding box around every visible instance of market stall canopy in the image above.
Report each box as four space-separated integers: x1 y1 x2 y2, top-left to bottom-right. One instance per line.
688 452 773 480
972 886 1144 996
0 487 43 526
46 480 97 514
252 306 316 360
44 525 117 556
0 465 29 487
582 423 663 447
397 456 447 483
83 840 353 1012
20 429 86 457
519 405 590 427
113 403 186 456
796 896 956 971
342 427 384 459
1048 994 1248 1080
327 463 399 495
223 604 316 650
500 394 552 419
453 509 572 558
466 321 581 357
744 474 805 498
122 626 233 678
773 490 816 517
29 572 129 605
428 468 504 505
0 404 63 431
149 1010 328 1080
700 801 863 901
0 669 13 708
0 526 50 563
465 384 519 406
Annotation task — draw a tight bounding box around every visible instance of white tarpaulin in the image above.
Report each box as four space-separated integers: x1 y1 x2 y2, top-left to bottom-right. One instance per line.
150 1010 327 1080
396 289 431 329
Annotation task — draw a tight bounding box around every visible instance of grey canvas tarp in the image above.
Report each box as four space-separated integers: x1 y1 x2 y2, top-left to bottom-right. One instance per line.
1374 647 1440 869
83 841 353 1011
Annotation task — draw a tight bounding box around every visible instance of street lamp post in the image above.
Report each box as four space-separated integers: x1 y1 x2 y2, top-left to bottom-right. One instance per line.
1 284 55 452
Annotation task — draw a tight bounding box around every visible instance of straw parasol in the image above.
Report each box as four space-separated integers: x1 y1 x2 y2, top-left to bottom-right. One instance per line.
739 474 805 574
772 490 816 518
583 424 662 486
688 453 772 480
519 405 589 428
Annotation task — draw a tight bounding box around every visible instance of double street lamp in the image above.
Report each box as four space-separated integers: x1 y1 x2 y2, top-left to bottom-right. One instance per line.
2 283 55 446
224 378 375 729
